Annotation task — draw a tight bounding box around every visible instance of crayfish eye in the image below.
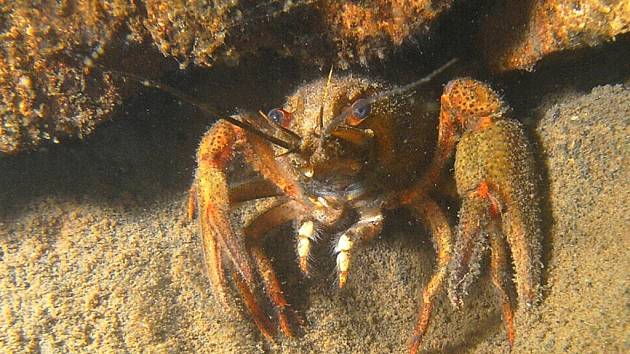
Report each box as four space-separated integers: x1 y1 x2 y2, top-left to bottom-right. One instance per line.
268 108 292 127
346 99 372 126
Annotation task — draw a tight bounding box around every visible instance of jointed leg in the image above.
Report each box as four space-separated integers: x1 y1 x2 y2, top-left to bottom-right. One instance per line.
240 128 306 201
332 205 385 288
399 78 507 207
445 77 541 306
199 202 229 307
297 196 347 276
399 89 461 205
449 180 518 347
409 197 453 354
193 117 309 288
191 114 314 341
228 178 283 204
445 79 542 346
194 121 256 289
296 219 317 275
189 176 287 318
234 130 316 332
501 210 542 307
243 200 306 337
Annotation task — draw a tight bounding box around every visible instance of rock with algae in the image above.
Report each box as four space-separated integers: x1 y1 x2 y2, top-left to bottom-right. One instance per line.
481 0 630 72
0 0 457 154
0 0 149 155
141 0 455 68
2 0 628 154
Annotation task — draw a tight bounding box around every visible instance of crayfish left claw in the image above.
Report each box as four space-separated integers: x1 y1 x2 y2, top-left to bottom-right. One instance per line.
446 78 542 348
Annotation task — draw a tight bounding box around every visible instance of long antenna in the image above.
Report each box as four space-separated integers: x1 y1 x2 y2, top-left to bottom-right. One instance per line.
370 58 458 104
105 69 296 150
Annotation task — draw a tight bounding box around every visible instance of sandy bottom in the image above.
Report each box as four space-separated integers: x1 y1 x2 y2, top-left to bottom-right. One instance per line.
1 59 629 353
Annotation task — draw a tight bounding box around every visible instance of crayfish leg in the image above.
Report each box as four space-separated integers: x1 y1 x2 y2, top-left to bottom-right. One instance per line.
450 78 542 345
447 183 494 308
448 182 516 346
333 205 385 288
228 178 283 204
198 201 229 307
244 200 306 337
239 126 304 201
193 114 310 341
454 114 542 307
408 197 453 354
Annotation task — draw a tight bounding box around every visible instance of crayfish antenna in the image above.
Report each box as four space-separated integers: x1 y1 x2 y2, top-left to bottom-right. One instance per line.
371 58 459 105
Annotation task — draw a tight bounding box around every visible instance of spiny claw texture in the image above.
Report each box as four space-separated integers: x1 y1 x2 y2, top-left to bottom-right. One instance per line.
447 78 542 347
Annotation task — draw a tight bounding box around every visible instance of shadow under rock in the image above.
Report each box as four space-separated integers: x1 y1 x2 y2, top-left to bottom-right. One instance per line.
0 55 304 221
0 91 202 220
499 34 630 121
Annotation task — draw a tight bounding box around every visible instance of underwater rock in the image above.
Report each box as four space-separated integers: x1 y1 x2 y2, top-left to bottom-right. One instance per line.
2 0 627 154
0 0 145 155
0 0 455 154
481 0 630 71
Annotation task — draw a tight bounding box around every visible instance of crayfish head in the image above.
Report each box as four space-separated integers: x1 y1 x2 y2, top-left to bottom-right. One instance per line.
275 75 382 183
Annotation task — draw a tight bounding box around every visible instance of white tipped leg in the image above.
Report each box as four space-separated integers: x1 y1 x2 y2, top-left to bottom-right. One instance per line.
334 208 384 288
297 220 317 275
335 234 354 288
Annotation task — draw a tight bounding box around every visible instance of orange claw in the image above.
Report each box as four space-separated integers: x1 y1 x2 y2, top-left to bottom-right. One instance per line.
447 78 542 347
408 79 541 352
232 271 277 341
441 78 506 132
193 117 309 339
194 120 256 290
450 79 542 307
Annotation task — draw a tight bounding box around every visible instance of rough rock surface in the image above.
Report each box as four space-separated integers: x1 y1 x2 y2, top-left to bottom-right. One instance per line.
2 0 628 154
0 0 456 154
0 0 157 155
482 0 630 71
